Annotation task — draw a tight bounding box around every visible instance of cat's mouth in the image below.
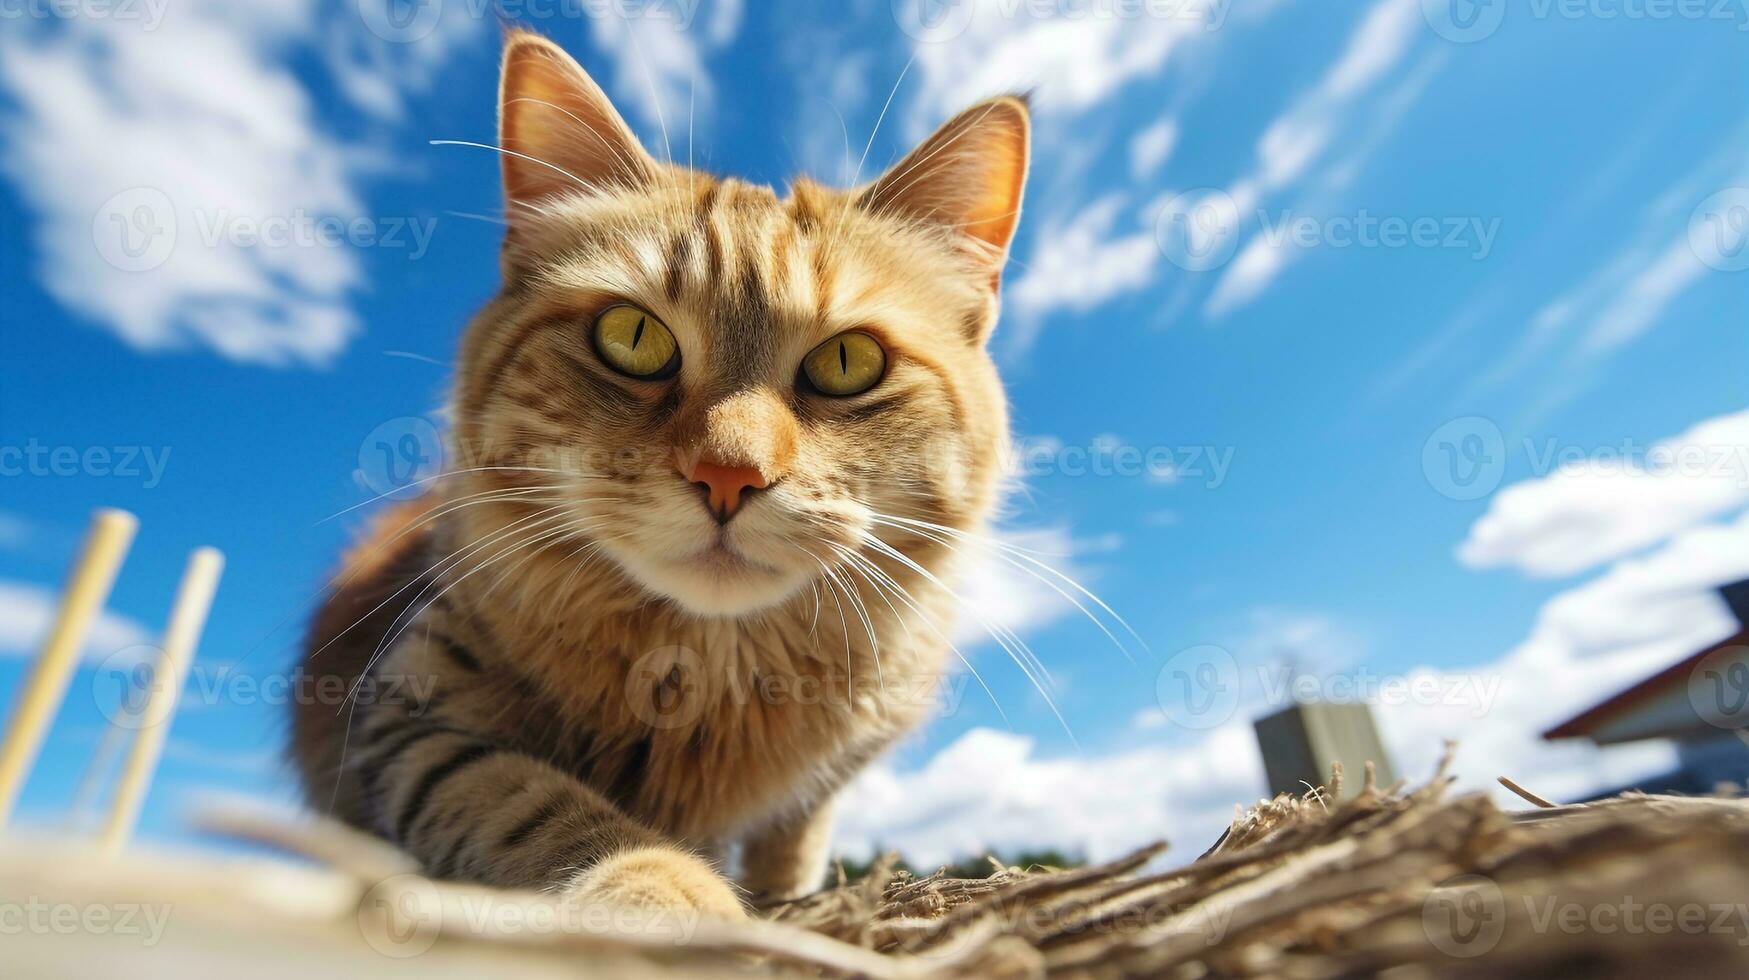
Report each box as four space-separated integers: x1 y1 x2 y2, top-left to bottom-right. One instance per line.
691 535 779 575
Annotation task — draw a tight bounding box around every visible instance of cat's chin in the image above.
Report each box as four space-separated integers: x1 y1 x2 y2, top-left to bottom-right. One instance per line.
612 546 810 618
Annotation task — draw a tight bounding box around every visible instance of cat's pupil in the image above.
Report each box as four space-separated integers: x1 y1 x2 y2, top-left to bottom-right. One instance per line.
838 340 847 374
632 315 646 349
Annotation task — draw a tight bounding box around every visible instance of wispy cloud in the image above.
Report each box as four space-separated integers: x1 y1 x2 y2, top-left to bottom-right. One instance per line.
1129 117 1179 179
1458 134 1745 423
0 3 478 366
902 0 1218 132
1202 0 1436 317
583 0 744 152
0 579 153 663
1006 194 1160 354
1459 409 1749 578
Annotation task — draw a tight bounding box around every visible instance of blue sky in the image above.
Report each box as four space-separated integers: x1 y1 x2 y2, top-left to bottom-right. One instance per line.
0 0 1745 863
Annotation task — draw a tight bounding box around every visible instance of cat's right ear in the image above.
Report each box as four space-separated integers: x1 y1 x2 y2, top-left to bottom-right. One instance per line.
498 31 657 208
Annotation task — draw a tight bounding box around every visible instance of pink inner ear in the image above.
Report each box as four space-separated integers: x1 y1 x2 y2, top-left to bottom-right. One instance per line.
861 97 1030 260
499 34 654 207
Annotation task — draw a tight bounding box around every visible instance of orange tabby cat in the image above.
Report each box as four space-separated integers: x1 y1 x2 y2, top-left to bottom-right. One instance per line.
292 30 1028 919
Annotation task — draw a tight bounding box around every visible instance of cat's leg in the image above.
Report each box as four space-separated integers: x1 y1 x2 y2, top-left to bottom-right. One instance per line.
738 797 836 903
350 642 745 919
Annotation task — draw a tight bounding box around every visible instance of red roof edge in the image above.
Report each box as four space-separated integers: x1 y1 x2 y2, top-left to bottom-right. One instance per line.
1541 629 1749 740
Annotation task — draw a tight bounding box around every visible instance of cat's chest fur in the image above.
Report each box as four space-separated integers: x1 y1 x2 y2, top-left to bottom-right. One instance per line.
445 567 945 844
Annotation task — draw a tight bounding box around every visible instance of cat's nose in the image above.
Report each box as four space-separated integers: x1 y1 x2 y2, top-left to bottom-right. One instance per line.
680 456 770 522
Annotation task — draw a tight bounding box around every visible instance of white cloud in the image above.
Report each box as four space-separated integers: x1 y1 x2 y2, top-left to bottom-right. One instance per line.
1459 410 1749 577
585 0 742 150
1581 235 1712 354
0 580 154 663
904 0 1216 131
1202 230 1290 317
1129 117 1179 178
836 723 1262 867
0 1 478 366
1203 0 1433 317
1006 195 1160 353
950 525 1115 652
1466 135 1745 417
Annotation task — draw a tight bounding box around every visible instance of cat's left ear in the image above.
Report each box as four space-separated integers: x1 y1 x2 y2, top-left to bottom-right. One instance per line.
859 96 1030 286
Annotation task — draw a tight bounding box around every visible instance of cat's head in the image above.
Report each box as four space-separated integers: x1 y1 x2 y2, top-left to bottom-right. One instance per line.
454 32 1027 618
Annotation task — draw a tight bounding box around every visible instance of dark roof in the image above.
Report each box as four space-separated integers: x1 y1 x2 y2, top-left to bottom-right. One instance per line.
1542 629 1749 740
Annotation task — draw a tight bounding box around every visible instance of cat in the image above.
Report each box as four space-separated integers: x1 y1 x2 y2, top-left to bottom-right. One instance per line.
292 29 1028 920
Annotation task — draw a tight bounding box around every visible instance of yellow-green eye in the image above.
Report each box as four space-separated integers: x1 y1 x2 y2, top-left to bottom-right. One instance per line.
801 331 886 397
593 304 679 379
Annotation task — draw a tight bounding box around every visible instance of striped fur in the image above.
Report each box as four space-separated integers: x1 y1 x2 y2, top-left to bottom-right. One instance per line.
292 31 1029 920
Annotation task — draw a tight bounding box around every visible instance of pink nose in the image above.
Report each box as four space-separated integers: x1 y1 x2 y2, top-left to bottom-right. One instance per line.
682 457 769 521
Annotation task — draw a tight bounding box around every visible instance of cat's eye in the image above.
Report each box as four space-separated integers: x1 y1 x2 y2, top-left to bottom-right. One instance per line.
800 331 886 397
592 304 679 380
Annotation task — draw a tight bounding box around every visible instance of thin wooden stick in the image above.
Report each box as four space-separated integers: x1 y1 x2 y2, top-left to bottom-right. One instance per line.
0 509 139 828
98 547 224 855
1499 775 1557 808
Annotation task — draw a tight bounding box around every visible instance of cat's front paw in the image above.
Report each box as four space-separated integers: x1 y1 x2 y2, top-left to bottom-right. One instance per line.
563 846 747 923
